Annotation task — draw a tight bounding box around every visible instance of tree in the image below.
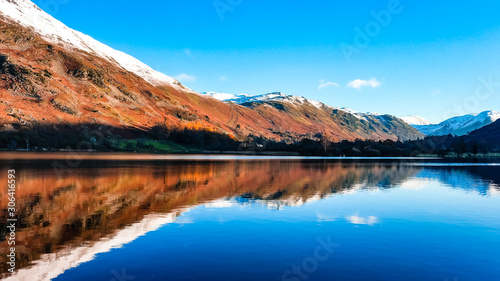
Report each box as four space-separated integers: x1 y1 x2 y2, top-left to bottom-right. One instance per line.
469 141 481 156
451 139 467 157
23 133 30 150
319 133 332 154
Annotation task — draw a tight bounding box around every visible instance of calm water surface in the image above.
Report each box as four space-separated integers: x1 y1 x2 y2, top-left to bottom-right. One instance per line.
0 154 499 281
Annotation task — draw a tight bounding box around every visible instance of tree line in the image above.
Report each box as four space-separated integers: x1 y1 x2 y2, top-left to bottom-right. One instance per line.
0 123 497 157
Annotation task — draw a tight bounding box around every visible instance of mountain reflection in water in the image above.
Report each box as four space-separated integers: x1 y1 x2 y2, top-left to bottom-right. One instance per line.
0 157 499 280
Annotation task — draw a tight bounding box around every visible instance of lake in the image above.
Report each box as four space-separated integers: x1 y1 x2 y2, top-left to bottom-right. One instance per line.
1 153 500 281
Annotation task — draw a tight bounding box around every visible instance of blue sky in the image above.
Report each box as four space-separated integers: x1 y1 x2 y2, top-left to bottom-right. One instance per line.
33 0 500 123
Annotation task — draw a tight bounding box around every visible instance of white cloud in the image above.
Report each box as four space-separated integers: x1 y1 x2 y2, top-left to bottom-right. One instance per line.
399 178 429 190
184 49 193 56
346 215 378 225
175 73 196 82
318 79 339 90
220 76 227 81
347 78 381 89
317 213 337 222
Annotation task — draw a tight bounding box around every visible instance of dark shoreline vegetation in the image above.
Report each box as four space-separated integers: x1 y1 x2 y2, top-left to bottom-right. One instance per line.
1 123 499 158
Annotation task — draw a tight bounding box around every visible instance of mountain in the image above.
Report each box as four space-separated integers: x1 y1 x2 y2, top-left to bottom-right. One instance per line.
0 0 183 88
202 92 425 141
0 0 423 147
408 111 500 136
202 91 252 101
206 91 325 107
0 1 272 141
400 116 431 126
461 119 500 148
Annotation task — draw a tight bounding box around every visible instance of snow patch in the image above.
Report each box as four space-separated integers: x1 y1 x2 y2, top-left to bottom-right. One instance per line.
0 0 186 89
201 91 252 101
400 116 431 126
337 107 380 120
201 91 326 109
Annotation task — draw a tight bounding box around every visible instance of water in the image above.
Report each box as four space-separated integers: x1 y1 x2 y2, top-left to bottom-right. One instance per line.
1 154 499 281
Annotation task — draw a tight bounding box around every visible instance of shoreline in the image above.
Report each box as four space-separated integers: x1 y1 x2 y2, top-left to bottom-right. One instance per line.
0 151 499 162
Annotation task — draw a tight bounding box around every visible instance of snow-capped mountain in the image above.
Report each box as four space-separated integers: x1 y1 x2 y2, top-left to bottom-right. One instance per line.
202 91 382 117
0 0 183 88
411 111 500 136
400 116 431 126
203 91 322 106
226 92 326 109
201 91 252 101
201 91 424 140
338 107 380 120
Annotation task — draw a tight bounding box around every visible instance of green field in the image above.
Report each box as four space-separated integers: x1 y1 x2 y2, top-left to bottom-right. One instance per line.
110 139 201 153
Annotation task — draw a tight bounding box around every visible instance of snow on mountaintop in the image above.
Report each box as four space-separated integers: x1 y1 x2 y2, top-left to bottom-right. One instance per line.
411 110 500 136
201 92 252 101
0 0 184 88
340 107 380 119
201 92 388 119
227 92 295 104
202 91 327 109
400 116 431 126
442 110 500 130
486 110 500 121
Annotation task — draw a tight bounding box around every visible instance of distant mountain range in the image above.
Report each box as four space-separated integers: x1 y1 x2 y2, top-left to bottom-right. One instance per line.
401 111 500 136
202 92 424 141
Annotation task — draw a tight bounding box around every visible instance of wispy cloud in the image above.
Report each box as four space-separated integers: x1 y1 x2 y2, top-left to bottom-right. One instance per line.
317 213 337 222
175 73 196 83
347 78 381 89
220 75 227 81
346 215 379 225
318 79 340 90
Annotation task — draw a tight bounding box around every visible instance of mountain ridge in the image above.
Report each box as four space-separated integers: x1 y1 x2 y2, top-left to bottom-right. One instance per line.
406 111 500 136
203 91 390 119
202 91 424 141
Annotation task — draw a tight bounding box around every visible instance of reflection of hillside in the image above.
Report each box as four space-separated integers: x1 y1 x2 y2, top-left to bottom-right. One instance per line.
0 160 420 276
2 212 185 281
416 166 500 195
237 163 422 208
